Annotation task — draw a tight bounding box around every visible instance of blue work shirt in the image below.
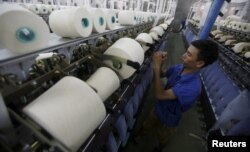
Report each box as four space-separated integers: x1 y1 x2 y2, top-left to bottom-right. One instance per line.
155 64 202 127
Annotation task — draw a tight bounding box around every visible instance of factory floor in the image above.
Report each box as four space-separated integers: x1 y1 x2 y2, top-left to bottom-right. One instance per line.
120 32 207 152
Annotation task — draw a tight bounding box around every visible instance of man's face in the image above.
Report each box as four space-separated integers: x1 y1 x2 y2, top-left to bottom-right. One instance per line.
182 45 203 69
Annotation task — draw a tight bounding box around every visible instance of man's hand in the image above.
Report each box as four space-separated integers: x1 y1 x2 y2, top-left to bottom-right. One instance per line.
152 52 167 71
152 52 176 100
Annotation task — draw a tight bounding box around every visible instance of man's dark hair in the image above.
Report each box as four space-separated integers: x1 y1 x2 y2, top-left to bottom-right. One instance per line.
191 40 218 67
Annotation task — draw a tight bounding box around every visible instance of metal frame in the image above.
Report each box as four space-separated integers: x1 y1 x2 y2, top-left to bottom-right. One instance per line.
0 18 171 152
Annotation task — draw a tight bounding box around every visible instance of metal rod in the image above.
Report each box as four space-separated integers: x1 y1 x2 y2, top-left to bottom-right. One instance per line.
198 0 225 40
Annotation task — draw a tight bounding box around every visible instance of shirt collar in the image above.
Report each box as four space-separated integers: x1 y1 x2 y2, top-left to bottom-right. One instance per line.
179 64 200 80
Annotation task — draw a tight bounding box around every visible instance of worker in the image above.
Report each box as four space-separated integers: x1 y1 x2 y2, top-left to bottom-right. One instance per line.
134 40 218 152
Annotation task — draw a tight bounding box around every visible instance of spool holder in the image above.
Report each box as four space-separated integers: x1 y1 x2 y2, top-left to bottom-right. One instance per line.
0 19 170 152
2 56 91 106
92 53 140 70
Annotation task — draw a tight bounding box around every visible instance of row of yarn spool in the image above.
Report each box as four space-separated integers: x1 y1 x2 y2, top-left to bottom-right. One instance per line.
211 16 250 59
19 3 163 22
107 20 170 80
0 3 166 54
219 15 250 33
118 10 166 25
21 3 161 24
22 20 171 151
23 67 120 151
0 3 170 76
19 3 61 14
19 2 163 25
23 38 139 151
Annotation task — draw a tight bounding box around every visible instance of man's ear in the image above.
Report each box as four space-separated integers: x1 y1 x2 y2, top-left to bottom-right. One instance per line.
196 60 205 68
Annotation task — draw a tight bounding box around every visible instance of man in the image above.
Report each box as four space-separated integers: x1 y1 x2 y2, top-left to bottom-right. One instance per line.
134 40 218 151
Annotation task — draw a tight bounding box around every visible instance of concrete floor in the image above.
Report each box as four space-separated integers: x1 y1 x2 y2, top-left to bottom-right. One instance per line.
120 32 207 152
